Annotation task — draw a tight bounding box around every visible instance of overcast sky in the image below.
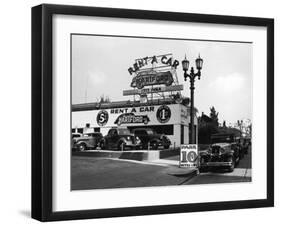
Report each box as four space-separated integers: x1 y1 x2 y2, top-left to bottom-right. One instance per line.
72 34 252 125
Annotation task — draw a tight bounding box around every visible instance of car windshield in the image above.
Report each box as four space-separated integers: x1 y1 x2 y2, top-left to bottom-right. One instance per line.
82 134 91 137
83 133 100 137
211 136 233 143
145 129 154 135
134 129 154 135
72 134 81 138
118 128 131 135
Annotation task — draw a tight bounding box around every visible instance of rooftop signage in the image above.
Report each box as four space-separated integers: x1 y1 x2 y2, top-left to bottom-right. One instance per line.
128 54 180 75
130 71 173 89
123 85 183 96
124 53 182 96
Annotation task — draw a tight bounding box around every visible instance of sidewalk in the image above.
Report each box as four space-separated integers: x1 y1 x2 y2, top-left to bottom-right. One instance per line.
110 157 198 177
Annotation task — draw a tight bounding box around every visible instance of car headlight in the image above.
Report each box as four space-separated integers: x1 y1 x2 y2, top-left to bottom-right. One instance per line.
126 136 131 140
135 136 141 143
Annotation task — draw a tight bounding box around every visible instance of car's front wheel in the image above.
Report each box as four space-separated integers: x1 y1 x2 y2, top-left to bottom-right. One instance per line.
78 143 86 152
99 141 106 150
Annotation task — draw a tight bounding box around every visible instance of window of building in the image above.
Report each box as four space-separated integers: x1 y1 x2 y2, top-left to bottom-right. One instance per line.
77 128 83 134
94 127 100 132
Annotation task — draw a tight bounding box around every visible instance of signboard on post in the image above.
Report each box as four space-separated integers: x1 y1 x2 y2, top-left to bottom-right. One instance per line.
123 85 183 96
179 144 198 168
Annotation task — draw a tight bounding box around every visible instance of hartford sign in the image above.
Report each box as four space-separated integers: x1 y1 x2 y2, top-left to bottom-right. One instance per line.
130 71 174 89
114 113 150 125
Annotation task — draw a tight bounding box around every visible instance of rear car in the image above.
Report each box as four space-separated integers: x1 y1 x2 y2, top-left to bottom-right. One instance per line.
240 137 251 154
199 133 241 172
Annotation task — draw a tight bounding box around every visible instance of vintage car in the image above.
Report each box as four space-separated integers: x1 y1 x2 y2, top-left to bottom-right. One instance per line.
99 128 142 150
131 128 171 150
239 137 251 155
199 133 241 172
72 132 103 152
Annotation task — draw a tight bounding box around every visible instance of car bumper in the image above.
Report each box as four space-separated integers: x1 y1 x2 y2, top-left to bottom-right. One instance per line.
125 143 142 148
200 162 233 167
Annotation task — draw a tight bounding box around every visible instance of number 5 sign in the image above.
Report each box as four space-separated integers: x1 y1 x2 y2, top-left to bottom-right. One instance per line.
180 144 198 168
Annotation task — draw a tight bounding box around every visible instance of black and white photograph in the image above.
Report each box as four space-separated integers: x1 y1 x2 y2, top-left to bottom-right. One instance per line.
30 3 274 222
71 34 252 190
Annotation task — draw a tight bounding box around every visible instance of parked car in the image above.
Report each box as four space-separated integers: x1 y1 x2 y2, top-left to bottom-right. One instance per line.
131 128 171 150
99 128 142 150
72 132 103 152
199 133 241 172
239 137 251 154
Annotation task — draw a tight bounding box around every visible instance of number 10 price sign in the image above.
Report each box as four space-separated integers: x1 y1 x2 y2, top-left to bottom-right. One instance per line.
180 144 198 168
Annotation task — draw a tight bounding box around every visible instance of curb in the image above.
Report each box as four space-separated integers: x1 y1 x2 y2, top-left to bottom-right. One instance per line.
165 167 198 177
72 149 179 161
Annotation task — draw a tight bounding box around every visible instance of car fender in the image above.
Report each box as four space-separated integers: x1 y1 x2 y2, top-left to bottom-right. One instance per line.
117 137 127 145
76 141 88 147
199 150 209 157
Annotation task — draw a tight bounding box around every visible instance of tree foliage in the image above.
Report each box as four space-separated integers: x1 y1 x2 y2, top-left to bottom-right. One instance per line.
209 106 219 127
98 95 110 103
198 107 220 144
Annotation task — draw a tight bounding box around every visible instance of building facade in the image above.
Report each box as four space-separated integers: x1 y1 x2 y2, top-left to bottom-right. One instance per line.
72 100 198 147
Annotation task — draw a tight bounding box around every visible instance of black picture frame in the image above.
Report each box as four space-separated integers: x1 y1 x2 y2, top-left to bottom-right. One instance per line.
32 4 274 222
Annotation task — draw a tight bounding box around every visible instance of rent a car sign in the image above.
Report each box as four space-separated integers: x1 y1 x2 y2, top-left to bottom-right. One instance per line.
180 144 198 168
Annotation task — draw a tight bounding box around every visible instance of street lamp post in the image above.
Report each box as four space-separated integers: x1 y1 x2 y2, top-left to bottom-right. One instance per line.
182 54 203 144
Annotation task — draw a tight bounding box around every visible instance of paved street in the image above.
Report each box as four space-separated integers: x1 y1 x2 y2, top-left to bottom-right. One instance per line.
71 147 251 190
71 157 188 190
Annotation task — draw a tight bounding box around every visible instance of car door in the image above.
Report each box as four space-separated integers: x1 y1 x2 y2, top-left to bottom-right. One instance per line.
89 133 101 147
88 134 96 147
136 130 149 145
142 130 150 144
107 129 118 148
